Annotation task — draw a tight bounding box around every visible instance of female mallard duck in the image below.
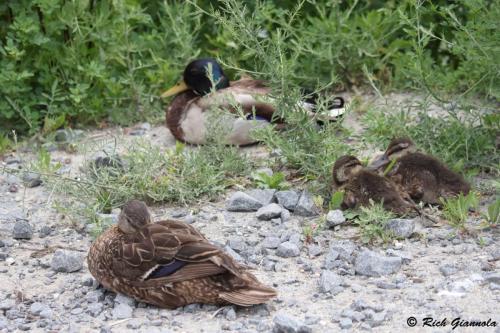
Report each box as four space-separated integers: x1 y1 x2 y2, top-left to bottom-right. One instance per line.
333 155 415 215
161 58 345 145
369 137 471 205
88 200 277 308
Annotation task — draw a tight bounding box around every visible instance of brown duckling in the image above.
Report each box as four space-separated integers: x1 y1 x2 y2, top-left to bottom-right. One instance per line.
333 155 414 215
369 138 471 205
88 200 277 309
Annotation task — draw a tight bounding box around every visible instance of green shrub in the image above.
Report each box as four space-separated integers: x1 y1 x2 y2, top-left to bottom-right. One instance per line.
1 0 498 136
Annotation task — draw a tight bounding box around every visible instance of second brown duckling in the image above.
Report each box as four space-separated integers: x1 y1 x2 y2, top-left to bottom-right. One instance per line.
369 137 471 205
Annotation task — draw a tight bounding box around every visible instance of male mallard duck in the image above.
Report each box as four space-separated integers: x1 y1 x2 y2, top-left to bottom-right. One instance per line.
333 155 414 215
87 200 277 308
369 138 471 205
161 58 345 145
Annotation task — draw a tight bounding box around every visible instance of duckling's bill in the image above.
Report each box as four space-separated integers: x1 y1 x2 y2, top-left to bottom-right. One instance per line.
161 80 189 98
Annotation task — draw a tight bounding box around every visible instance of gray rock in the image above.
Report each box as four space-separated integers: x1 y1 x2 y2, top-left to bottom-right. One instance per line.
324 249 340 269
30 302 50 316
385 218 415 238
247 189 276 206
227 237 247 253
112 303 133 319
277 242 300 258
225 307 237 321
224 246 244 262
439 264 458 276
288 233 302 247
354 250 402 277
483 272 500 284
262 236 281 249
308 244 323 257
368 311 386 327
325 210 346 227
274 191 299 211
22 172 42 187
329 240 357 263
115 293 136 306
295 191 321 216
272 312 300 333
0 298 16 311
87 303 103 317
226 192 263 212
256 203 282 220
280 209 291 222
385 249 413 264
51 249 83 273
339 318 353 329
39 225 52 238
319 271 344 294
12 219 33 239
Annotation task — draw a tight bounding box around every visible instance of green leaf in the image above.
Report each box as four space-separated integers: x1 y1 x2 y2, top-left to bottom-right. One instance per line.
329 191 344 210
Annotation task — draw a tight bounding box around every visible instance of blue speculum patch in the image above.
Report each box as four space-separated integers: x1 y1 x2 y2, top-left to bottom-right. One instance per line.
148 259 188 279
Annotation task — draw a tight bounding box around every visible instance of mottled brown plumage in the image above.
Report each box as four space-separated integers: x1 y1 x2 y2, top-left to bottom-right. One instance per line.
166 78 280 145
88 200 277 309
369 138 471 205
333 155 414 215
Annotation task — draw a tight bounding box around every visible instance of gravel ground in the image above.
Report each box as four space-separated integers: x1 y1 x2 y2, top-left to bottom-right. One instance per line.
0 96 498 333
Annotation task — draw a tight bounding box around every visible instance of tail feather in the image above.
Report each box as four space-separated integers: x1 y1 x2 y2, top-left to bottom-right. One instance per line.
219 286 277 306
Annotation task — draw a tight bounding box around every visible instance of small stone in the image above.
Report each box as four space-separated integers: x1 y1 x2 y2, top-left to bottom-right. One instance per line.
354 250 402 277
339 318 353 329
30 302 49 316
324 249 340 269
308 244 323 257
325 210 346 227
112 303 133 319
170 209 188 218
224 246 244 262
280 209 291 222
225 307 237 321
256 203 283 220
329 240 356 263
319 271 343 294
115 293 136 306
51 249 83 273
39 225 52 238
227 237 247 253
384 218 415 238
247 189 276 206
483 272 500 284
274 191 299 211
439 264 458 276
22 172 42 187
272 311 300 333
71 307 83 315
294 190 321 216
277 241 300 258
87 303 103 317
150 320 163 326
262 236 281 249
226 191 263 212
368 311 386 327
12 219 33 239
288 233 302 247
39 309 53 319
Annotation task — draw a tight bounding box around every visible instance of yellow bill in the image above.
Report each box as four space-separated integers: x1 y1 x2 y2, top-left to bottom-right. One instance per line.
161 80 189 98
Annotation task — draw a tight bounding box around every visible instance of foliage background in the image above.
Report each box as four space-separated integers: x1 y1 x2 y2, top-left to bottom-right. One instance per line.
0 0 498 136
